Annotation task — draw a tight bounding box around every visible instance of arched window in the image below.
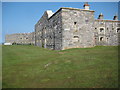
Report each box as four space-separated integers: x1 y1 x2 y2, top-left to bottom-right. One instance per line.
100 37 103 41
99 37 104 41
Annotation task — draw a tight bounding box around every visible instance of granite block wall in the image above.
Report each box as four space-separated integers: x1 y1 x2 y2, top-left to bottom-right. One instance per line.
61 8 95 50
94 20 120 46
35 7 120 50
5 32 35 45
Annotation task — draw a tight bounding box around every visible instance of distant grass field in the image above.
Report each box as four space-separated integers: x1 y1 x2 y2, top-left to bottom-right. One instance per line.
2 45 118 88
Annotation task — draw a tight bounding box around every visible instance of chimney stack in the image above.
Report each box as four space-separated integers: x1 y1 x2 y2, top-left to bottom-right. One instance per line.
113 14 118 20
98 13 104 19
83 2 90 10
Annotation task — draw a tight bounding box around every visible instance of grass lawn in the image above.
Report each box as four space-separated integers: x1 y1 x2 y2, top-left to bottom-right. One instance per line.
2 45 118 88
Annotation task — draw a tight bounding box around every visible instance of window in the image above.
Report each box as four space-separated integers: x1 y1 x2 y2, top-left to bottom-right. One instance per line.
74 36 79 38
26 38 28 39
106 37 109 42
95 28 97 29
100 37 103 41
73 36 79 43
74 12 77 14
59 31 61 33
100 28 104 32
106 38 108 41
74 22 77 25
117 28 120 32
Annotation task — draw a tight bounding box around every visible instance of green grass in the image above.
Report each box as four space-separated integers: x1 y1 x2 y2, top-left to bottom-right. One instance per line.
2 45 118 88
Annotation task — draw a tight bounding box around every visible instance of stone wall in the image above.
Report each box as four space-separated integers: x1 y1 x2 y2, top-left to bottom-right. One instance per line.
35 9 62 50
5 32 35 45
94 20 120 46
61 8 95 50
35 11 49 47
47 9 62 50
35 7 120 50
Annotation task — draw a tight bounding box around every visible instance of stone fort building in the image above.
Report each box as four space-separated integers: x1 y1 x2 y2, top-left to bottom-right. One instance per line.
5 32 35 45
35 3 120 50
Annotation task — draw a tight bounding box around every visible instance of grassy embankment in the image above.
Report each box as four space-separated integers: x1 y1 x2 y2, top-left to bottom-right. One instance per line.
2 45 118 88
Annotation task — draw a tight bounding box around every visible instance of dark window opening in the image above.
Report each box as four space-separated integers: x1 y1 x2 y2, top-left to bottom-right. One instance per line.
59 31 61 33
100 28 104 32
74 22 77 25
117 28 120 32
74 36 79 38
100 37 103 41
95 28 97 29
74 12 77 14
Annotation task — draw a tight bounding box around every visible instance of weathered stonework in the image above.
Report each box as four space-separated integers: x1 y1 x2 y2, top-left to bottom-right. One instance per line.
5 32 35 45
94 20 120 46
61 8 95 49
35 9 62 50
5 3 120 50
35 4 120 50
